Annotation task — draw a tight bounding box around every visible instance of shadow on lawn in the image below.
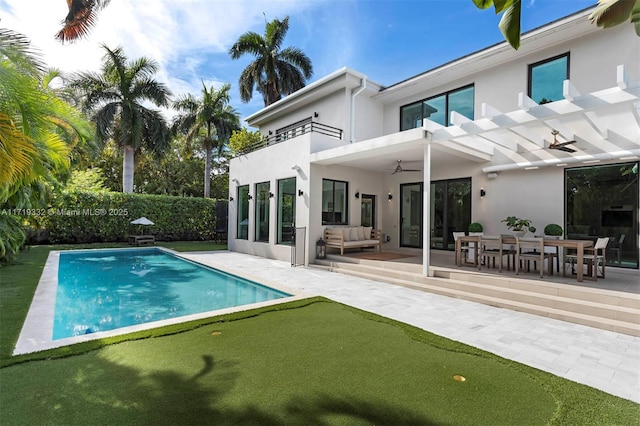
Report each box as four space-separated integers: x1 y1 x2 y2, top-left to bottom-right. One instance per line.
2 351 438 425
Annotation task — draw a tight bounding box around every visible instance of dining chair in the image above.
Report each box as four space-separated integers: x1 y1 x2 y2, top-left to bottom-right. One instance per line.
453 231 470 265
515 237 552 278
608 234 625 266
566 237 609 280
478 236 506 272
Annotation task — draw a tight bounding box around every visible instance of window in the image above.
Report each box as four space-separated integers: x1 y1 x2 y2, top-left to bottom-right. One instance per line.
255 181 270 242
400 85 474 130
236 185 249 240
528 53 569 104
277 177 296 244
322 179 348 225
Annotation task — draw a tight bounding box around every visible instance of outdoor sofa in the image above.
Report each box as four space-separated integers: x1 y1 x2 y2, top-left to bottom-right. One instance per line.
324 227 382 255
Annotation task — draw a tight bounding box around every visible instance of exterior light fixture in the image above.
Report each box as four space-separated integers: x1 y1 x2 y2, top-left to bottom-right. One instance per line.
229 196 234 202
355 192 360 199
480 188 486 197
314 112 319 118
388 193 393 200
269 192 274 198
316 238 326 259
248 194 253 200
298 189 304 196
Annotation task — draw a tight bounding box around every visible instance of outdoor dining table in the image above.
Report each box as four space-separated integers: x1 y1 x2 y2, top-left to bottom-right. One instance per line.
454 235 595 282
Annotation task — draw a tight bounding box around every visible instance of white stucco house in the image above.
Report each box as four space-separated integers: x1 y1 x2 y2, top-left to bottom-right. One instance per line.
228 7 640 275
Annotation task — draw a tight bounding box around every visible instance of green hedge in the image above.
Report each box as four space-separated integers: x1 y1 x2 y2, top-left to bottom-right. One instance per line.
27 191 221 243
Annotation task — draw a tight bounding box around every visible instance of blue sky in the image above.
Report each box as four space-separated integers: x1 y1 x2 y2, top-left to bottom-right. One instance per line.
1 0 596 122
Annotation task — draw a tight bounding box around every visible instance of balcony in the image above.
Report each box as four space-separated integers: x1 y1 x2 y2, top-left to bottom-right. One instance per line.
239 118 343 155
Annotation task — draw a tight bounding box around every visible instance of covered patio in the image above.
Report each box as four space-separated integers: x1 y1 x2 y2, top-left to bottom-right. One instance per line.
311 64 640 277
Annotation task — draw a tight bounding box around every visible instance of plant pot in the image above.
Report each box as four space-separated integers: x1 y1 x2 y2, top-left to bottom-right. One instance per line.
512 230 526 238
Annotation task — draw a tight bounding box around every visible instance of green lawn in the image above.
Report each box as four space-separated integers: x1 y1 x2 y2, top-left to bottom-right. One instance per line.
0 245 638 425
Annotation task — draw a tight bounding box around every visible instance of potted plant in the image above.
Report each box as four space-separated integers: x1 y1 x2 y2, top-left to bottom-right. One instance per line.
468 222 483 236
543 224 563 239
501 216 534 237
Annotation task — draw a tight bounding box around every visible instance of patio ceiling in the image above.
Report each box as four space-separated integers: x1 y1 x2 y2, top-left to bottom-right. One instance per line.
310 65 640 174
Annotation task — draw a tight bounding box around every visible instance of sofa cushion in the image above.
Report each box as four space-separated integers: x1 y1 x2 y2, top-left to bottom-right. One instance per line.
350 227 360 241
364 227 373 239
342 228 351 242
356 226 365 240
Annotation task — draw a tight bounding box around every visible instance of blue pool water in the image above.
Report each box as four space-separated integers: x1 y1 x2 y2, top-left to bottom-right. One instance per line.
53 248 290 340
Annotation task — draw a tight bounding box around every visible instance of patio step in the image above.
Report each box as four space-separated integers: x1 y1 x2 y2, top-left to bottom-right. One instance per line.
314 259 640 337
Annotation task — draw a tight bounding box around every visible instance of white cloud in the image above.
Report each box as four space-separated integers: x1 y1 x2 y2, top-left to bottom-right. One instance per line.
1 0 331 120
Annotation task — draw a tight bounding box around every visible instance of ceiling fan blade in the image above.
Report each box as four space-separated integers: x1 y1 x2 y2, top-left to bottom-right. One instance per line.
555 140 577 147
402 169 421 172
556 145 577 153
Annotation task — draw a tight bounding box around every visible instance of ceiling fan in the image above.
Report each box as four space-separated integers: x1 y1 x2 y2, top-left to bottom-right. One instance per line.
548 129 577 153
391 160 421 175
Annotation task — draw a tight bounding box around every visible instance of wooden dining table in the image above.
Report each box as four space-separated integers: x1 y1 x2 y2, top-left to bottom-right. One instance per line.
455 235 594 282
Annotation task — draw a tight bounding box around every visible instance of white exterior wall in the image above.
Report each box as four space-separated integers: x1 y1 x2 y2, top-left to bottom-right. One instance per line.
381 24 638 135
230 19 639 266
257 90 348 143
229 135 311 262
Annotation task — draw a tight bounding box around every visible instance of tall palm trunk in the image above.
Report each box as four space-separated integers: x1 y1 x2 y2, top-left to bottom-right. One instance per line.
123 145 135 193
204 145 212 198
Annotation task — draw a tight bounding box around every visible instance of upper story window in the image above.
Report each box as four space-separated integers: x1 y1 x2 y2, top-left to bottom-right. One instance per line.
400 84 474 131
528 53 569 104
322 179 348 225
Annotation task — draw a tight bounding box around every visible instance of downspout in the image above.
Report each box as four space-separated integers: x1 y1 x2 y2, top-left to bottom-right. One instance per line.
350 74 367 143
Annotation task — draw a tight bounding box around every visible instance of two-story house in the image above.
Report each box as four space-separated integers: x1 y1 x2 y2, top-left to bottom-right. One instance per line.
228 7 640 274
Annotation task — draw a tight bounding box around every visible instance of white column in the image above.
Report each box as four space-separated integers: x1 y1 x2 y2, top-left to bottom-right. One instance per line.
423 141 432 276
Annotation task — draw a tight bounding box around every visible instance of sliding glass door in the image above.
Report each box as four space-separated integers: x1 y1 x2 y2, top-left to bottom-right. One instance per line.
430 178 471 250
566 162 638 268
400 183 422 247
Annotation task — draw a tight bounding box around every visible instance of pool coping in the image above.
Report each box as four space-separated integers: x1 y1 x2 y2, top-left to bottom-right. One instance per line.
13 247 309 355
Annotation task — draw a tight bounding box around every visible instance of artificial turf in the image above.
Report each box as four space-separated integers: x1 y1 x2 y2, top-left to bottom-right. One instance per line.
0 245 638 425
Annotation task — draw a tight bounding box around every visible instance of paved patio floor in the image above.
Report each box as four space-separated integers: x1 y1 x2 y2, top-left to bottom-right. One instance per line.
183 250 640 403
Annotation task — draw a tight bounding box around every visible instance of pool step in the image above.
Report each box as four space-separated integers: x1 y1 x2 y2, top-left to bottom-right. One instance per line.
313 258 640 337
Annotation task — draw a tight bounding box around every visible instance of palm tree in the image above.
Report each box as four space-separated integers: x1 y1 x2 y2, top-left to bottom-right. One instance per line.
172 83 240 198
71 44 172 193
56 0 111 43
1 28 92 260
229 16 313 106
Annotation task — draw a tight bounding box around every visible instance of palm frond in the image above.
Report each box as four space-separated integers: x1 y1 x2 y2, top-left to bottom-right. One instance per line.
56 0 112 43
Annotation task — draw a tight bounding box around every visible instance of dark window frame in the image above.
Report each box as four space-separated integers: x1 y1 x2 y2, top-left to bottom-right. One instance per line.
399 83 475 131
236 184 250 240
527 52 570 103
322 178 349 225
254 181 270 243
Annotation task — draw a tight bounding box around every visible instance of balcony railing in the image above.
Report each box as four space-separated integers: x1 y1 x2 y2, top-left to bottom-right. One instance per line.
238 120 343 155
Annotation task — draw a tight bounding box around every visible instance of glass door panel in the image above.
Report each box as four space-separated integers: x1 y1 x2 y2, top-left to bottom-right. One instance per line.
430 178 471 250
566 162 638 268
400 183 422 248
361 194 375 228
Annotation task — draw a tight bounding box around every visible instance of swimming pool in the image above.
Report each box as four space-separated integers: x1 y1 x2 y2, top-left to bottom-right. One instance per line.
53 248 291 340
14 248 301 354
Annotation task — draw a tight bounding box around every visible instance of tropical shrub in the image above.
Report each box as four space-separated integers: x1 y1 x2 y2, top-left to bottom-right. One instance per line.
28 191 220 243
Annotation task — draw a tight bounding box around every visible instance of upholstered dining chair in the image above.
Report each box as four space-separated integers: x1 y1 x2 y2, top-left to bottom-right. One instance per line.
565 237 610 280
